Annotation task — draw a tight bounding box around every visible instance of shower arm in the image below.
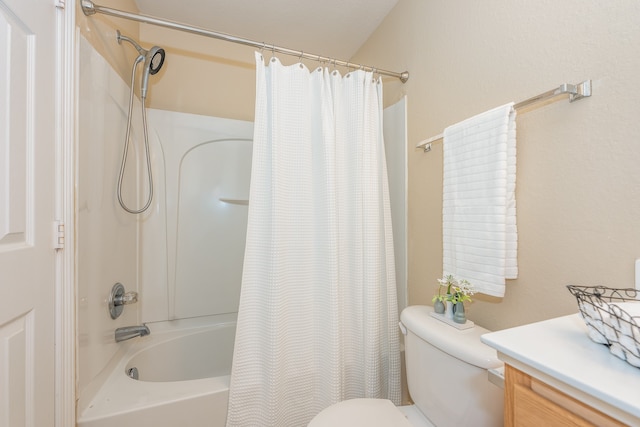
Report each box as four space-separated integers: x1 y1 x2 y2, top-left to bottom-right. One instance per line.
80 0 409 83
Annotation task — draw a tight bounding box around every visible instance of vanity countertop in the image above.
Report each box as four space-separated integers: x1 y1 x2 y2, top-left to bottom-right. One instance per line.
481 313 640 425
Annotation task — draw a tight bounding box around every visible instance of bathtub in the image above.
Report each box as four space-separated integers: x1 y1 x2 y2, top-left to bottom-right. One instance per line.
77 314 236 427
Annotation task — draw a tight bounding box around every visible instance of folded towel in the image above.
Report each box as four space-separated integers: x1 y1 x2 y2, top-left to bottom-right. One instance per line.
606 302 640 355
586 322 609 345
610 343 628 362
623 350 640 368
580 300 611 345
609 341 640 368
442 103 517 297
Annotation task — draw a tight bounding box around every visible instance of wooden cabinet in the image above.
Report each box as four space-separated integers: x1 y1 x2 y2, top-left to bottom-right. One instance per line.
482 315 640 426
504 365 626 427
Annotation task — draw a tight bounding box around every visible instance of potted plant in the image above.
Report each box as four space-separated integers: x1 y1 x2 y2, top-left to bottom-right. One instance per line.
432 274 475 323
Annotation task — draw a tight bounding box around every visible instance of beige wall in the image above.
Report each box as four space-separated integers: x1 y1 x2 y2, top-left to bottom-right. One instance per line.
352 0 640 331
138 25 257 120
76 0 140 82
138 24 338 121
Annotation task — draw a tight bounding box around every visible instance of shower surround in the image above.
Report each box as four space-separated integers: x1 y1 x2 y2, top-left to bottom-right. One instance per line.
77 37 252 426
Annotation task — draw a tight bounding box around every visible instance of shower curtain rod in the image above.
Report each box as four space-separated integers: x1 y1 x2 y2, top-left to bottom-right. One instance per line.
80 0 410 83
417 80 592 152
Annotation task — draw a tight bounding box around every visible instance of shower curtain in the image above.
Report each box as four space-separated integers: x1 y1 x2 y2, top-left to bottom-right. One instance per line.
226 53 401 427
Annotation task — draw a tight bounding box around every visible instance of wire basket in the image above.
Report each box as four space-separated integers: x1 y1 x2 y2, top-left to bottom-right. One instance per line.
567 285 640 368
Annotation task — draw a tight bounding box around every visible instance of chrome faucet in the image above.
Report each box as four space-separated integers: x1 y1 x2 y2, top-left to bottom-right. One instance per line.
115 325 150 342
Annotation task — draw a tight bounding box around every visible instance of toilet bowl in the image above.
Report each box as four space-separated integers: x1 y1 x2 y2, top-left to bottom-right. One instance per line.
308 305 504 427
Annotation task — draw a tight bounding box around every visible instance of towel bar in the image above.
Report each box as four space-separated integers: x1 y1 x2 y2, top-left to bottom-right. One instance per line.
417 80 592 152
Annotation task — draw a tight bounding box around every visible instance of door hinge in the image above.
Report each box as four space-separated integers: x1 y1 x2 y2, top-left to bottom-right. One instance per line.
53 220 65 250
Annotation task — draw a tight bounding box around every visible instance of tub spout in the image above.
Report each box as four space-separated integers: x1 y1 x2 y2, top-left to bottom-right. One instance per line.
115 325 150 342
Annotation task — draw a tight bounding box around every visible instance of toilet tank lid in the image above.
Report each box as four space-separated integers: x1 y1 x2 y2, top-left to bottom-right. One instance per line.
400 305 503 370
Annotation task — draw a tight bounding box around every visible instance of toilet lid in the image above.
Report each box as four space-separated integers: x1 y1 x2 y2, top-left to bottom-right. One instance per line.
308 398 413 427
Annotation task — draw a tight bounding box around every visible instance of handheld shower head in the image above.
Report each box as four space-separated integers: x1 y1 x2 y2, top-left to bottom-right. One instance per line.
141 46 165 99
116 30 166 99
146 46 165 75
116 30 165 214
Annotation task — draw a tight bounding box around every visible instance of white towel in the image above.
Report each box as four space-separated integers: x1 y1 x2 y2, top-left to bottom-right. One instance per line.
442 103 517 297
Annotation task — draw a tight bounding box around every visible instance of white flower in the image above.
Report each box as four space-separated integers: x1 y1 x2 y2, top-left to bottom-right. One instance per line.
437 274 458 288
454 279 475 297
434 275 475 304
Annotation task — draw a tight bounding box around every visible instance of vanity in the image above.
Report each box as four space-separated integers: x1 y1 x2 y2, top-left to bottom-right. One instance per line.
481 314 640 426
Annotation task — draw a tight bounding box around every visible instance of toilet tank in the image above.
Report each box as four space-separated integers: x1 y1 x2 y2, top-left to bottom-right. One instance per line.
400 306 504 427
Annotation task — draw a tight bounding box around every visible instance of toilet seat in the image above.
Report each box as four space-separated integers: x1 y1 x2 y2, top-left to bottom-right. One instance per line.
308 398 413 427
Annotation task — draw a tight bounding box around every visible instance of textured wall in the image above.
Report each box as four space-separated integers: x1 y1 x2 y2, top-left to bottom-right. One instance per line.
352 0 640 330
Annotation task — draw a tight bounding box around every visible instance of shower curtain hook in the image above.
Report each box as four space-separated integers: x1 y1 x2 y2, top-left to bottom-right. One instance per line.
330 58 338 76
316 55 324 73
259 42 266 60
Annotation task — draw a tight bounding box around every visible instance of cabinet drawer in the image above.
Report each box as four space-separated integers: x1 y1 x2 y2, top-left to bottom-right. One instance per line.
505 365 625 427
514 383 595 427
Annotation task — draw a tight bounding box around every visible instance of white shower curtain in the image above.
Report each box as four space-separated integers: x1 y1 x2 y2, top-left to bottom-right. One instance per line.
226 53 401 427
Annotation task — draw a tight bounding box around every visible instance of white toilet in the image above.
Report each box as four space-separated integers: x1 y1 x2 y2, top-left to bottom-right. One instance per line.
309 305 504 427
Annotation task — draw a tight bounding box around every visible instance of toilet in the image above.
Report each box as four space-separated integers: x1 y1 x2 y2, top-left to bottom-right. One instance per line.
309 305 504 427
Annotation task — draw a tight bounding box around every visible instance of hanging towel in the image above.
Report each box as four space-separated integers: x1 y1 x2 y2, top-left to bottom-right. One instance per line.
442 103 517 297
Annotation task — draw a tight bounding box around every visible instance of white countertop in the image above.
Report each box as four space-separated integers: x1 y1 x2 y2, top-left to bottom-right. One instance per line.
481 314 640 425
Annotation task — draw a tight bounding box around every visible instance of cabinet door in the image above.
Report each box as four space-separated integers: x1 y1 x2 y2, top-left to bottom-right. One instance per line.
505 365 625 427
514 383 595 427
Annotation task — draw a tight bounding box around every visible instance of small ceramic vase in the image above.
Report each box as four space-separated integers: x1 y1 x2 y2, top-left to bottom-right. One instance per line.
445 299 454 319
433 299 445 314
453 301 466 324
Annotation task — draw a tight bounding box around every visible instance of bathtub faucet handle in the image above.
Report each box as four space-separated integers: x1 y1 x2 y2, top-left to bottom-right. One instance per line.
116 290 138 306
109 282 139 319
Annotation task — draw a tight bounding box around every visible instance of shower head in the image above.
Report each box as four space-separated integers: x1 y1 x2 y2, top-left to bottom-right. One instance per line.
140 46 165 99
117 30 166 99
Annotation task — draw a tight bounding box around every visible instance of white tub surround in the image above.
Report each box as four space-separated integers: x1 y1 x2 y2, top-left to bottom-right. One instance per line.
140 109 253 324
481 314 640 426
77 315 236 427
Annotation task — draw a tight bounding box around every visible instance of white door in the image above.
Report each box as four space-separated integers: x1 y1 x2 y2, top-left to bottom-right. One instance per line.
0 0 58 425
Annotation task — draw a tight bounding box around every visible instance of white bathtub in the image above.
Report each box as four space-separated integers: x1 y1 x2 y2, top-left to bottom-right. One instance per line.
77 315 236 427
